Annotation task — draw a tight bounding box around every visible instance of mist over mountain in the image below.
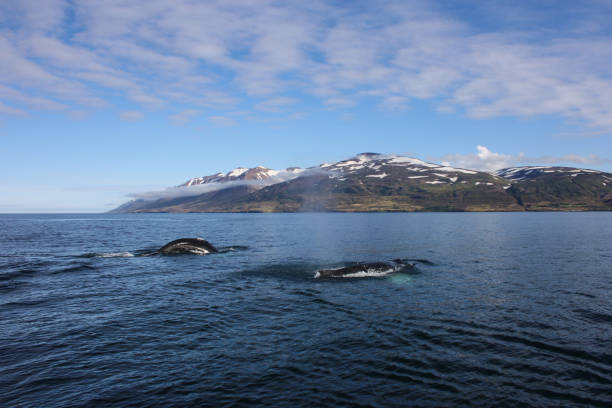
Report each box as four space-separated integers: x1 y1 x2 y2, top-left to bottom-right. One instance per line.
113 153 612 213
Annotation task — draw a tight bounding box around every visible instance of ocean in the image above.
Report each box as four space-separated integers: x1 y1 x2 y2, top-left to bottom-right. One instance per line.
1 212 611 407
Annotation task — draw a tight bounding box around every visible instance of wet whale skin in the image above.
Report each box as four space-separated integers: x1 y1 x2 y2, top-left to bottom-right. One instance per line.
158 238 218 254
315 261 414 278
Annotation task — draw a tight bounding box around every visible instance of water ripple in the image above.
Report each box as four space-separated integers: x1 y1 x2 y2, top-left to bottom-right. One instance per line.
1 213 612 407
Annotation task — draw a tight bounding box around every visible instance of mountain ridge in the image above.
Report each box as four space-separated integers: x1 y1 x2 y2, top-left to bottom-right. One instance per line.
112 153 612 212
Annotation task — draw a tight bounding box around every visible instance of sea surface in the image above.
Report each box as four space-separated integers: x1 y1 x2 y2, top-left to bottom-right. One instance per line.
1 212 611 407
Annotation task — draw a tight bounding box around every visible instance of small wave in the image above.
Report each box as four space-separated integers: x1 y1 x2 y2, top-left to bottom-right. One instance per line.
565 291 596 299
51 264 97 274
81 252 135 258
0 280 27 293
404 258 435 266
239 263 320 281
2 298 50 308
574 309 612 324
0 269 38 281
217 245 249 253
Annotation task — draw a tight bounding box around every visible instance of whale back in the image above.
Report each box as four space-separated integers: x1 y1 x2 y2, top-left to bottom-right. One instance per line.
314 260 415 279
159 238 218 254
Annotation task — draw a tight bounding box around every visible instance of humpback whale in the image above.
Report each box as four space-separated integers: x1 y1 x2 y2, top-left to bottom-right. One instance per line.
314 259 414 279
158 238 218 255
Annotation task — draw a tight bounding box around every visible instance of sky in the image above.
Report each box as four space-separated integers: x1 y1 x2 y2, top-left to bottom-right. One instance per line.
1 0 612 212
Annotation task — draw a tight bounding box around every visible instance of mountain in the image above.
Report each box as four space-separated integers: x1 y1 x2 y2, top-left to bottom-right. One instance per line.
180 166 304 186
112 154 612 212
113 165 304 213
494 166 612 211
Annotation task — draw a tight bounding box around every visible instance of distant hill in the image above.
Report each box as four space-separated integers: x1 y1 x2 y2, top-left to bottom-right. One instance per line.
112 154 612 212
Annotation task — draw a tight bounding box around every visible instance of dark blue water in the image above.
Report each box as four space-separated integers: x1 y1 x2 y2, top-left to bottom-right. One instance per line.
1 213 611 407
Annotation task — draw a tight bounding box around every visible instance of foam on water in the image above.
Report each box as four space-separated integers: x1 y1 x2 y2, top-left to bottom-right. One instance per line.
97 251 135 258
342 267 394 278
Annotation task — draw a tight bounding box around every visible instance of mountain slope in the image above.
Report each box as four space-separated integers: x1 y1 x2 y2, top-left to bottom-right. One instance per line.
214 153 521 212
112 154 612 212
495 166 612 210
113 165 304 212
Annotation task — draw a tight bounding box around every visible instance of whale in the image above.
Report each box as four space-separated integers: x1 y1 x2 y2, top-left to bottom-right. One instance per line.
314 259 414 279
158 238 219 255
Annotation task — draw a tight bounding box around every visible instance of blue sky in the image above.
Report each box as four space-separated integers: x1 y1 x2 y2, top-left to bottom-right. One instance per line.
1 0 612 212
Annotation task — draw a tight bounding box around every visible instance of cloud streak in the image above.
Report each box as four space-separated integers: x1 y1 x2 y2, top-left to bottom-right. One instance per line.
119 111 143 122
129 180 267 201
0 1 612 131
129 167 332 201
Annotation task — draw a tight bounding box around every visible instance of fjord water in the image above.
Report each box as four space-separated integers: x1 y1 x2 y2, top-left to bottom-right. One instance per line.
1 213 611 407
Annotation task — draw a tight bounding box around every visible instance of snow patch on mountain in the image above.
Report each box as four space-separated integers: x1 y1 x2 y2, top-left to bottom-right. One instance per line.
228 167 249 177
436 166 477 174
133 165 313 201
495 166 605 181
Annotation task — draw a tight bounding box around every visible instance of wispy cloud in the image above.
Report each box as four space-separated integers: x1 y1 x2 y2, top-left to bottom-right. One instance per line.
1 1 612 131
119 111 143 122
68 110 89 120
255 97 297 112
129 180 266 201
0 100 26 116
128 167 322 201
0 84 65 110
170 109 201 124
208 116 237 127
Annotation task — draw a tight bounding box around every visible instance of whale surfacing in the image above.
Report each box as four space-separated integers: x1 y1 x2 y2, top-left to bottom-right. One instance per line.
158 238 218 255
314 259 414 279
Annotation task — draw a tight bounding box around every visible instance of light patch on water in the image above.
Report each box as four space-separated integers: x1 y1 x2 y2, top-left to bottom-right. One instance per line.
98 252 135 258
388 273 414 285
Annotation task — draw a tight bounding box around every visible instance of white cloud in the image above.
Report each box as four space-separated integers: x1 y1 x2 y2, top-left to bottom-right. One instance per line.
208 116 237 127
68 110 88 120
129 180 264 201
440 145 612 172
255 97 297 112
0 84 66 110
324 97 355 108
0 0 612 132
441 146 520 172
128 167 321 201
119 111 143 121
169 109 201 124
0 100 26 116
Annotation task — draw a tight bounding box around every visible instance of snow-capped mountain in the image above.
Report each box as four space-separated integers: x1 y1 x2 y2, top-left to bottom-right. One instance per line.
319 153 481 185
180 166 304 187
112 153 612 213
494 166 610 183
